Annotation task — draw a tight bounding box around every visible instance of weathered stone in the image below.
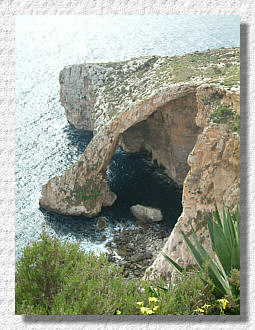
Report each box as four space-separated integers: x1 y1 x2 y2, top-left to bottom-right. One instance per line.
145 84 240 281
96 217 107 231
105 241 112 248
130 204 163 223
134 270 141 276
100 234 106 242
40 49 240 217
130 253 144 263
107 254 114 262
144 251 153 259
119 92 201 185
39 49 240 281
126 243 135 250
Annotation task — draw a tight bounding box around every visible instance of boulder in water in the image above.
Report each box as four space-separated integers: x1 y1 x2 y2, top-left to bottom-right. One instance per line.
130 204 163 223
96 216 107 231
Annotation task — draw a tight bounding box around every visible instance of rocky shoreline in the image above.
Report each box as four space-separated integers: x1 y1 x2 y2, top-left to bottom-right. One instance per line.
105 224 170 278
40 48 240 280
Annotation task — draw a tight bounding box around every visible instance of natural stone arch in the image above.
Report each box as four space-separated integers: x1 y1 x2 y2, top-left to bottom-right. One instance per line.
39 50 240 278
39 85 200 217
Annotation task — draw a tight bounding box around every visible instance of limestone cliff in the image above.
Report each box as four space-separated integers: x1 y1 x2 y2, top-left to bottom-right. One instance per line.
39 48 240 273
145 84 240 280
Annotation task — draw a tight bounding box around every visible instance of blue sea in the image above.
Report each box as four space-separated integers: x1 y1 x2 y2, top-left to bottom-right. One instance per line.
15 15 240 260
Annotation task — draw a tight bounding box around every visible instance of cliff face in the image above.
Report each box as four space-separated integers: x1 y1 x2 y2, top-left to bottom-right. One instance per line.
40 84 198 216
119 92 201 185
145 85 240 279
39 48 240 273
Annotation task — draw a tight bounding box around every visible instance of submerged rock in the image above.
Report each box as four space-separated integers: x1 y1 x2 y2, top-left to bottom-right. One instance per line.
96 216 107 231
107 225 171 279
130 204 163 222
100 234 107 241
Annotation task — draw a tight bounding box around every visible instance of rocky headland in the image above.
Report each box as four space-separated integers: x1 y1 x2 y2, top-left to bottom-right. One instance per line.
40 48 240 279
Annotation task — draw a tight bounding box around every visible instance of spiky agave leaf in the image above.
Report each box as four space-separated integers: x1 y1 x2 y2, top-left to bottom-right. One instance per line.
162 203 240 298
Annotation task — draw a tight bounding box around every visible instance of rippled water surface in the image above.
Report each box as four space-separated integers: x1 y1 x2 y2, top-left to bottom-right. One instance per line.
15 15 240 259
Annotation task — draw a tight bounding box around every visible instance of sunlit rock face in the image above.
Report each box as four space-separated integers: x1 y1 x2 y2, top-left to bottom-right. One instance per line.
40 83 197 216
145 85 240 280
40 48 240 276
119 93 201 185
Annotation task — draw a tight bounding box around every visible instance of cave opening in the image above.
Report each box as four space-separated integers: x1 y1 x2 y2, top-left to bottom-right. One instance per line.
102 92 201 231
104 146 182 230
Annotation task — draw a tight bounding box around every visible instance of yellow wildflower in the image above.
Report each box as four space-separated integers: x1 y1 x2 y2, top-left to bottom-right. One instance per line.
149 297 159 303
153 306 159 311
140 306 149 314
116 310 121 315
194 307 205 314
217 298 229 310
201 304 211 309
137 301 144 306
146 309 154 315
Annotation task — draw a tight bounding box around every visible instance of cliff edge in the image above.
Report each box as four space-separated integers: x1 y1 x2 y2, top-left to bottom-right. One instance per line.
39 48 240 274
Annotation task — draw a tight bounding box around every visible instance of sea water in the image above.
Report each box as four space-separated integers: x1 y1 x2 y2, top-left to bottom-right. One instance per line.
15 15 240 260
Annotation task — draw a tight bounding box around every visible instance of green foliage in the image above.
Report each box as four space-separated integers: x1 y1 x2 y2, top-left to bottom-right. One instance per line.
203 92 220 106
74 185 91 202
210 105 234 123
64 184 100 207
15 230 152 315
16 215 240 315
162 203 240 299
16 230 84 314
154 269 215 315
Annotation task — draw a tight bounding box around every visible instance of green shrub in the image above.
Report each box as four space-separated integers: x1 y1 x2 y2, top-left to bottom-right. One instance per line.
16 230 82 314
15 230 151 315
153 269 215 315
16 221 239 315
210 105 234 123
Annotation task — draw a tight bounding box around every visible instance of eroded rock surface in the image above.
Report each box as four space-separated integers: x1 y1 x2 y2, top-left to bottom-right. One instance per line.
130 204 163 223
145 84 240 280
40 48 239 219
96 216 107 231
106 226 170 279
40 48 240 276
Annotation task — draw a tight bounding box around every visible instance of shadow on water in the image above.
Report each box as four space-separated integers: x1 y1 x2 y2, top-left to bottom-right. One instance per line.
62 123 93 153
41 144 183 248
105 147 183 229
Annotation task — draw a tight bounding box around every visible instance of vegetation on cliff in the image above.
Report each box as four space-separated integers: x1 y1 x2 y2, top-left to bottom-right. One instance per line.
40 48 240 217
16 205 240 315
95 48 239 123
163 204 240 302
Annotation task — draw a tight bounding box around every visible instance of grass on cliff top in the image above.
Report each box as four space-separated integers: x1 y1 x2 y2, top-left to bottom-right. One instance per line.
95 48 239 121
155 48 240 86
